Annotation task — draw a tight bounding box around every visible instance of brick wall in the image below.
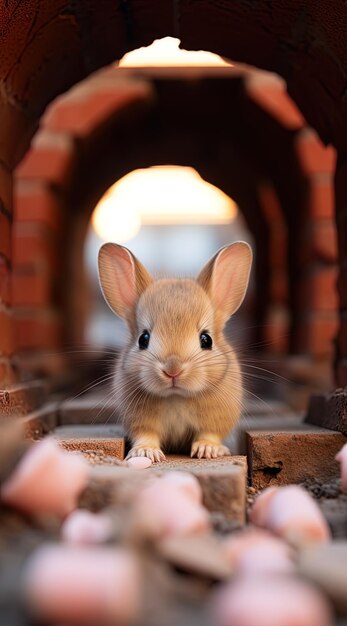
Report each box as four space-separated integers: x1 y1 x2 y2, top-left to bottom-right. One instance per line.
3 66 342 389
335 159 347 386
11 70 152 378
247 73 338 360
0 161 16 385
295 130 337 358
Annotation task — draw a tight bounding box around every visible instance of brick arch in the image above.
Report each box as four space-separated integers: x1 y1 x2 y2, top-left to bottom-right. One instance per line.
11 64 336 383
0 1 345 392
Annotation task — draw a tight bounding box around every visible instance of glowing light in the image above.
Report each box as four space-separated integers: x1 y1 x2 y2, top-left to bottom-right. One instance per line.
92 166 237 243
119 37 230 67
92 189 141 243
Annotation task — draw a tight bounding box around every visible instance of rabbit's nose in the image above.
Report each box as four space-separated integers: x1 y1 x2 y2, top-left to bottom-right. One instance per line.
163 369 183 380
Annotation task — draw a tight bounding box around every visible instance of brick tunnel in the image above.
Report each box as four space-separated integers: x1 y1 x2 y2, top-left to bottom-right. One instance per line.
1 3 347 625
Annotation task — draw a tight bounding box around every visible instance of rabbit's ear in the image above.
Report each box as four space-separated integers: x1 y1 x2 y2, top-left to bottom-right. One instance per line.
197 242 252 323
98 243 152 320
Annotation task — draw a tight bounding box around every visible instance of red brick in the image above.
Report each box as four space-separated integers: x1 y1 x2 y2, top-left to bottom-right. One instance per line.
13 224 59 272
246 81 305 130
0 309 14 356
43 80 152 136
297 312 338 356
296 130 336 175
308 177 334 219
305 389 347 435
299 267 338 312
0 256 10 305
0 212 11 258
0 380 47 417
15 309 63 349
15 132 75 188
259 183 283 223
265 307 289 353
0 358 17 385
54 424 125 460
247 429 346 489
309 220 337 262
14 180 63 230
0 161 12 215
12 271 53 307
271 270 288 304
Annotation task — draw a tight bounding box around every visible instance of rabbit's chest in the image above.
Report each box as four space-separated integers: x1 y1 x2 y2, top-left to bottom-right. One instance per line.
159 397 199 445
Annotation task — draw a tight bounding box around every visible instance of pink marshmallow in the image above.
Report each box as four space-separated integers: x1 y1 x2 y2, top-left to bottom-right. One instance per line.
160 471 202 503
133 479 210 538
126 456 153 469
62 510 113 544
250 485 330 545
212 577 333 626
224 529 294 575
336 442 347 490
0 438 88 518
24 544 140 625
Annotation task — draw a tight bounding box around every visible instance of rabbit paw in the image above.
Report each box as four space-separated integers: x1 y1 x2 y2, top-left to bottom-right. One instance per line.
126 447 166 463
191 441 230 460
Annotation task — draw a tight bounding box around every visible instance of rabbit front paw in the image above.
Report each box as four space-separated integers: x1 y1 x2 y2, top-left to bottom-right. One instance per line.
126 447 166 463
191 441 230 460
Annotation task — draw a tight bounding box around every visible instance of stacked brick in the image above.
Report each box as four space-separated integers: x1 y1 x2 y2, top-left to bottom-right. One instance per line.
13 133 74 374
335 160 347 386
1 65 341 393
247 73 338 360
0 161 15 385
295 130 337 358
12 71 152 378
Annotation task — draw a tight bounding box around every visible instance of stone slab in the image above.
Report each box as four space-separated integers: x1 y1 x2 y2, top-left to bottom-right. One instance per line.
247 429 346 489
151 455 247 525
305 388 347 435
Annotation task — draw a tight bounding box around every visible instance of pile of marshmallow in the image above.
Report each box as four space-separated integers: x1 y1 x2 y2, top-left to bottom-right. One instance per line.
1 432 347 626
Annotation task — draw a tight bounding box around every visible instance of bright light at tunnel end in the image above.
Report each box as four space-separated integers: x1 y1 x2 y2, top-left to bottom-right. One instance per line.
118 37 231 68
92 166 238 244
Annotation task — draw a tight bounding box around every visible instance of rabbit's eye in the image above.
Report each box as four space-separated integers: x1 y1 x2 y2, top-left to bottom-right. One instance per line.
138 330 150 350
200 332 213 349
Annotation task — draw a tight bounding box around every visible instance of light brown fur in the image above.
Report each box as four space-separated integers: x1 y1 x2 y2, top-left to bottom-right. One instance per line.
98 242 252 461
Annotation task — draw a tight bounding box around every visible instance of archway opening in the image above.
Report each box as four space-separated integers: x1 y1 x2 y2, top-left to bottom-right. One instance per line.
84 165 253 352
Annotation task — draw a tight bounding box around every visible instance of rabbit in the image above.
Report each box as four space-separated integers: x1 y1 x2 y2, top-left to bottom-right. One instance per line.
98 241 252 462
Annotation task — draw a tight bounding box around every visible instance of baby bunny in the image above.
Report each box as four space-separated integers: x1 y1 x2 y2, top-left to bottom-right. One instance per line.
98 241 252 462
